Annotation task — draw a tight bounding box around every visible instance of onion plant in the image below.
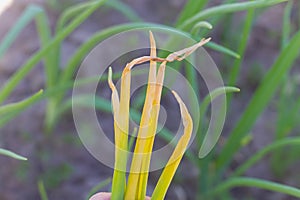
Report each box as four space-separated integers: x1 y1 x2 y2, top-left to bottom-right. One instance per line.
2 0 300 199
108 32 209 199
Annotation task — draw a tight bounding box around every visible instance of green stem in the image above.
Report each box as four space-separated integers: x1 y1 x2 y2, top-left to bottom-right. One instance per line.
281 0 293 49
0 0 106 104
207 177 300 198
227 8 255 104
216 29 300 172
178 0 287 31
233 137 300 177
0 148 27 160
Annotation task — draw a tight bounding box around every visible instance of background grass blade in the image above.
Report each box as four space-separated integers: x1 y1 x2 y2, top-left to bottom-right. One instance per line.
196 86 239 196
281 0 293 48
175 0 209 26
38 180 49 200
0 148 27 160
54 0 107 68
0 90 43 127
35 7 56 89
0 5 43 58
227 9 255 101
105 0 142 22
206 42 240 59
0 0 106 104
207 177 300 198
216 29 300 170
233 137 300 177
56 1 98 33
185 55 200 102
200 86 240 121
178 0 287 31
0 90 43 116
34 6 58 130
191 21 213 35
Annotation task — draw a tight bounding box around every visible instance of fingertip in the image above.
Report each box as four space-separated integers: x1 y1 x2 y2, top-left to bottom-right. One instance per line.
89 192 111 200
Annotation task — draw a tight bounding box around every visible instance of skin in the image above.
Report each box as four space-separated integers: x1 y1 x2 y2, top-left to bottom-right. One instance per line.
90 193 111 200
90 193 151 200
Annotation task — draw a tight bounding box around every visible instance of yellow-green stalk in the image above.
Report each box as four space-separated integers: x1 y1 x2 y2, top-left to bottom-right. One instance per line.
108 32 210 199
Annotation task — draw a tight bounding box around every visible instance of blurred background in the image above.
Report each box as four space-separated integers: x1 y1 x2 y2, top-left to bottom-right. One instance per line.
0 0 299 199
